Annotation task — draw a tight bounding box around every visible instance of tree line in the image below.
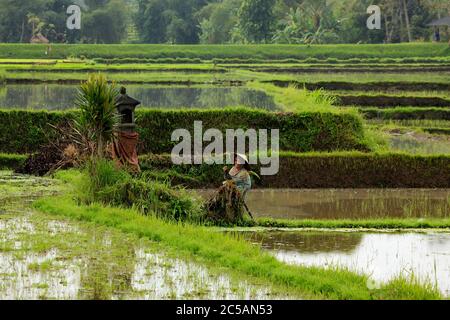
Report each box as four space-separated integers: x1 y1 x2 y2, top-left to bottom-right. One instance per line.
0 0 448 44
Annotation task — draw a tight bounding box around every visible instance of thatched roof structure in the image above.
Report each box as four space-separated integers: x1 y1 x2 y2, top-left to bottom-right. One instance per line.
30 34 49 44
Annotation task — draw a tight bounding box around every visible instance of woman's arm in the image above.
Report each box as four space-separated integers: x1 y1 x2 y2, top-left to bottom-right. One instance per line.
223 166 232 180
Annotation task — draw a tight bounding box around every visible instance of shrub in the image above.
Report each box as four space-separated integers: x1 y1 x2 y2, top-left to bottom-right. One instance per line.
0 109 368 154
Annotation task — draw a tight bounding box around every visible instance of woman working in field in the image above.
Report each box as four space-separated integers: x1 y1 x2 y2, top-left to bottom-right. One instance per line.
205 153 254 223
223 153 252 199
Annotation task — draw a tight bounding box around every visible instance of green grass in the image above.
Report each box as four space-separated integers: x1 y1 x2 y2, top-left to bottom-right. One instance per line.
256 218 450 229
2 62 450 87
33 194 442 300
1 43 448 60
2 62 221 71
2 70 255 84
248 82 341 113
0 153 27 169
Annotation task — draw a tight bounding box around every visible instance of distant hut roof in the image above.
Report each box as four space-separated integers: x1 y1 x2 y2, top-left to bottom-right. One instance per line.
30 34 49 44
427 17 450 27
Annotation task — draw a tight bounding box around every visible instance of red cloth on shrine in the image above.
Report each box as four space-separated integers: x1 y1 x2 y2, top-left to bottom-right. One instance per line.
112 131 140 172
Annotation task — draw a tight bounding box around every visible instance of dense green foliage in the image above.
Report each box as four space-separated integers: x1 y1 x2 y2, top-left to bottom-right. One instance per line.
1 43 448 60
0 109 367 154
1 0 448 44
135 0 207 44
0 0 128 44
139 152 450 188
237 0 274 43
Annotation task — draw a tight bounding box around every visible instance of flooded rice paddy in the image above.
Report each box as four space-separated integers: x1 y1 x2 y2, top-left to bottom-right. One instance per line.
196 189 450 219
0 172 288 300
1 172 449 299
387 131 450 155
0 84 278 110
238 230 450 296
0 215 282 300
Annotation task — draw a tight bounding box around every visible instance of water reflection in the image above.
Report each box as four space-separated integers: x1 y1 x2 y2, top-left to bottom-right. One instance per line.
0 173 287 300
196 189 450 219
236 231 362 253
0 215 285 300
239 230 450 296
0 84 278 110
247 189 450 219
389 133 450 155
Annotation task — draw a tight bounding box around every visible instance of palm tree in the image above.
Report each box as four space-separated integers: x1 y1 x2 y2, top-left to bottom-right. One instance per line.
74 74 119 159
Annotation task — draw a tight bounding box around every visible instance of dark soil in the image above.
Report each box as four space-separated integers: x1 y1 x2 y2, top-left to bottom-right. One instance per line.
269 80 450 92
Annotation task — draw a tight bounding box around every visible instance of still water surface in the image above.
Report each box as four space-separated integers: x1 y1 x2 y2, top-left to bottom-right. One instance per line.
239 230 450 296
0 84 278 110
196 189 450 219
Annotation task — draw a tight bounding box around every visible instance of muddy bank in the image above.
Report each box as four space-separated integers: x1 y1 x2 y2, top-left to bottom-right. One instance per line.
268 80 450 92
336 95 450 107
4 78 245 86
6 68 228 74
250 66 450 73
424 128 450 135
362 108 450 120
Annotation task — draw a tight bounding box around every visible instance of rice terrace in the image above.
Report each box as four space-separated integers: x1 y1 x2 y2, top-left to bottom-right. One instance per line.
0 0 449 308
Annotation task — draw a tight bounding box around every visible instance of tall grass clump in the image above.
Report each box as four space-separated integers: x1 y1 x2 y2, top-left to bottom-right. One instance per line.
74 73 119 158
248 82 336 112
361 127 389 152
69 160 203 223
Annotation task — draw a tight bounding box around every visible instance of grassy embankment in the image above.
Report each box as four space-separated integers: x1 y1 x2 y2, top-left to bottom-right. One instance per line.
0 153 26 169
368 119 450 135
255 218 450 230
139 151 450 188
2 61 450 84
362 107 450 120
0 105 369 155
1 43 449 59
31 170 442 300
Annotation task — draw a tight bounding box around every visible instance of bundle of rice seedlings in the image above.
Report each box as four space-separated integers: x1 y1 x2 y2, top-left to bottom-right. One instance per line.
204 180 245 224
